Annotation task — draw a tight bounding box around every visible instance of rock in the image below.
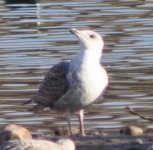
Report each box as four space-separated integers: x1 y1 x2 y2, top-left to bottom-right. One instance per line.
54 127 79 136
0 139 75 150
0 124 32 144
0 124 75 150
120 126 144 136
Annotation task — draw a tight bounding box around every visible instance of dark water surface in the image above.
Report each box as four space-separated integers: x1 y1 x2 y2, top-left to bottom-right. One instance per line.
0 0 153 135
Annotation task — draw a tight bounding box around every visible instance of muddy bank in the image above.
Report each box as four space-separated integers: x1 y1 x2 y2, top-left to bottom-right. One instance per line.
75 133 153 150
51 126 152 150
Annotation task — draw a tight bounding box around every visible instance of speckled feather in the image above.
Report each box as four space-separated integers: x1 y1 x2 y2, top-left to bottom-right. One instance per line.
31 61 69 108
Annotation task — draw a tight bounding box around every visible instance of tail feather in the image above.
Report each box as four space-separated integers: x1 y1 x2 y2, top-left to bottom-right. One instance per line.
22 99 32 105
28 105 43 112
22 98 46 112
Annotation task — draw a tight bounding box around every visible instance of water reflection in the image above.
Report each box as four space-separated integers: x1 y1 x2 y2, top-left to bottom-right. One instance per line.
0 0 153 134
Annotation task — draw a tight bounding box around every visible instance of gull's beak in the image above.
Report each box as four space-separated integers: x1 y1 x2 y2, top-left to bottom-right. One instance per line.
70 28 84 42
70 28 80 36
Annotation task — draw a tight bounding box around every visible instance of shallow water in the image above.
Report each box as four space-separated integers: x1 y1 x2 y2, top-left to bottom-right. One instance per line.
0 0 153 135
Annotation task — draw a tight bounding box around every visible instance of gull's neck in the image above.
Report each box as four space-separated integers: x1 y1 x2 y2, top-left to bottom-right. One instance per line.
71 47 102 70
78 47 101 64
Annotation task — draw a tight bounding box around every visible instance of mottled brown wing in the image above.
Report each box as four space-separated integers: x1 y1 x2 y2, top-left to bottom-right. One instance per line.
31 61 69 108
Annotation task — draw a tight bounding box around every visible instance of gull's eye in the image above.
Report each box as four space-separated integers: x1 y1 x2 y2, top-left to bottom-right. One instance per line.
89 34 95 39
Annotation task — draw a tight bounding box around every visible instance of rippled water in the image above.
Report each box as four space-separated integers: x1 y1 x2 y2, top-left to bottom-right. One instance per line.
0 0 153 135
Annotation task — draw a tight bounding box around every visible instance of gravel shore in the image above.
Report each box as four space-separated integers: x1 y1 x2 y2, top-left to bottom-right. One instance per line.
75 133 153 150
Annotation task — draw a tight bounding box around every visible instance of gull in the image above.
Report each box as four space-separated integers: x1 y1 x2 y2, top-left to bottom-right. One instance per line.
24 28 108 136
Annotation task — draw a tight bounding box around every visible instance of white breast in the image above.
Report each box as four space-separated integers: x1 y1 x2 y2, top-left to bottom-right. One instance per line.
79 63 108 106
69 47 108 106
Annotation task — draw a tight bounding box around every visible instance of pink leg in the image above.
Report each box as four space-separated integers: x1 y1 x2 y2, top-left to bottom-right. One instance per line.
78 109 85 136
66 110 73 137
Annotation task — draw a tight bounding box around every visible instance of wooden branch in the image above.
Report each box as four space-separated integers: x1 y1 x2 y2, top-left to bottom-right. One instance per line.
126 106 153 122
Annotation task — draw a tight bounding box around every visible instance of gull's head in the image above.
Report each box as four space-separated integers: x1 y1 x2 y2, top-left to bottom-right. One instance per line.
70 28 104 52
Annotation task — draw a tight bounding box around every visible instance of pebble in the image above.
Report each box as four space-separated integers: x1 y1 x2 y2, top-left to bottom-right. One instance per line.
131 139 143 145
